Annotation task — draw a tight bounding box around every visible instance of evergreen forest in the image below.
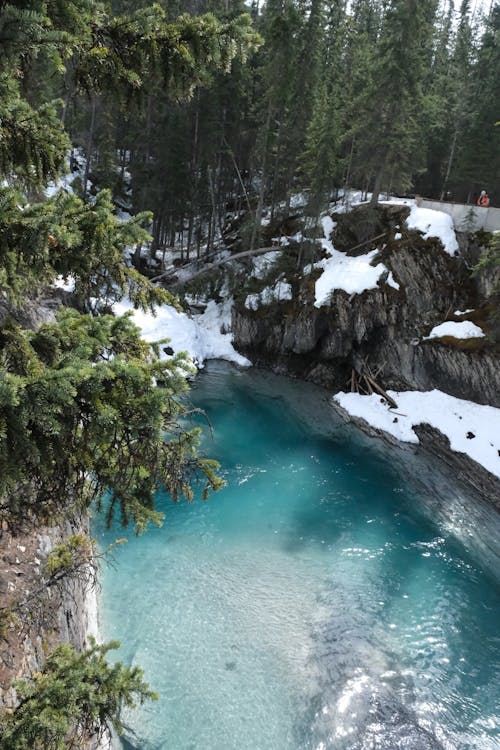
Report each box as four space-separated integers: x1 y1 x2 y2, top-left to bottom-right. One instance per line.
0 0 499 747
64 0 500 256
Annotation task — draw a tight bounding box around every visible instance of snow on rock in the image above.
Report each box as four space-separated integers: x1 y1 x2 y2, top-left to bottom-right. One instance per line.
454 308 475 316
244 281 292 310
406 206 459 256
313 214 400 306
386 271 400 290
334 389 500 479
112 298 250 369
289 192 308 209
314 248 387 307
424 321 485 340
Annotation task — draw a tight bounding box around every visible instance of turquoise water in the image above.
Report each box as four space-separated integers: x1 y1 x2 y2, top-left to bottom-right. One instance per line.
94 363 500 750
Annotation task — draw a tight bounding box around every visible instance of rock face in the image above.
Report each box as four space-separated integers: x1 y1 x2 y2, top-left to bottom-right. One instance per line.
0 517 98 711
231 204 500 506
0 293 102 747
232 206 500 407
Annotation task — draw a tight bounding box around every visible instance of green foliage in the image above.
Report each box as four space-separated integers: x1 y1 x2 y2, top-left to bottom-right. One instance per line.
0 73 70 189
0 1 261 195
0 309 224 532
0 185 175 310
475 232 500 283
0 638 157 750
350 0 438 201
44 535 94 580
0 1 257 744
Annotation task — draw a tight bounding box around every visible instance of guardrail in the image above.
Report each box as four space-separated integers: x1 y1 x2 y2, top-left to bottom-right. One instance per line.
415 197 500 233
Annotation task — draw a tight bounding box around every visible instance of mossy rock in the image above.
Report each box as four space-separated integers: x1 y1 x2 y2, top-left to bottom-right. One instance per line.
332 204 410 254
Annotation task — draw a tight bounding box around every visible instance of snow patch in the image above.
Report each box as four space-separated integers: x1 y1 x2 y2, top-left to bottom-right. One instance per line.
424 321 485 340
334 390 500 479
289 192 308 209
454 309 475 316
321 215 336 239
312 215 398 306
245 281 292 310
386 271 400 290
112 298 250 369
406 206 459 256
53 275 76 293
314 247 387 306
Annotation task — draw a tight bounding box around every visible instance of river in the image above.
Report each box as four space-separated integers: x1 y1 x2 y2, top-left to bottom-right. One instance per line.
93 362 500 750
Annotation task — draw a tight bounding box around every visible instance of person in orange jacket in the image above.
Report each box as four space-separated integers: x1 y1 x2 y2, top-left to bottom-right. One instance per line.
477 190 490 207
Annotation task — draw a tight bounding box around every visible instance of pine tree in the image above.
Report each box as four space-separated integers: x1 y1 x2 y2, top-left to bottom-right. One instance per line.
0 4 260 742
0 639 157 750
352 0 439 203
451 3 500 201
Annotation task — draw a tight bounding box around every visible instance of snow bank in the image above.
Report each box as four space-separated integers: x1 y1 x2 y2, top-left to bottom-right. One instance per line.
244 281 292 310
425 321 485 340
112 298 250 369
406 206 459 256
334 389 500 479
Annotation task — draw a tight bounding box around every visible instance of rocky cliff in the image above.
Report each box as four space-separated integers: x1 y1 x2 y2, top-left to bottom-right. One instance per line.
232 205 500 406
0 517 98 710
230 204 500 505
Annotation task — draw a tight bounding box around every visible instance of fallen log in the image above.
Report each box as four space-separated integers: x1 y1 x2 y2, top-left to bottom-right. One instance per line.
364 374 398 409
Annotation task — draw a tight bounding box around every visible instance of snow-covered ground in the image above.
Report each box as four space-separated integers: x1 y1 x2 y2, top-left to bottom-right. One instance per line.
333 192 459 256
309 194 460 307
313 248 390 306
334 390 500 480
112 297 250 369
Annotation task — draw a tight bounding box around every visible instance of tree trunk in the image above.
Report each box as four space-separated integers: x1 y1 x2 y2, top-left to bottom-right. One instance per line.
370 155 387 206
82 96 97 200
440 125 459 201
250 102 273 252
